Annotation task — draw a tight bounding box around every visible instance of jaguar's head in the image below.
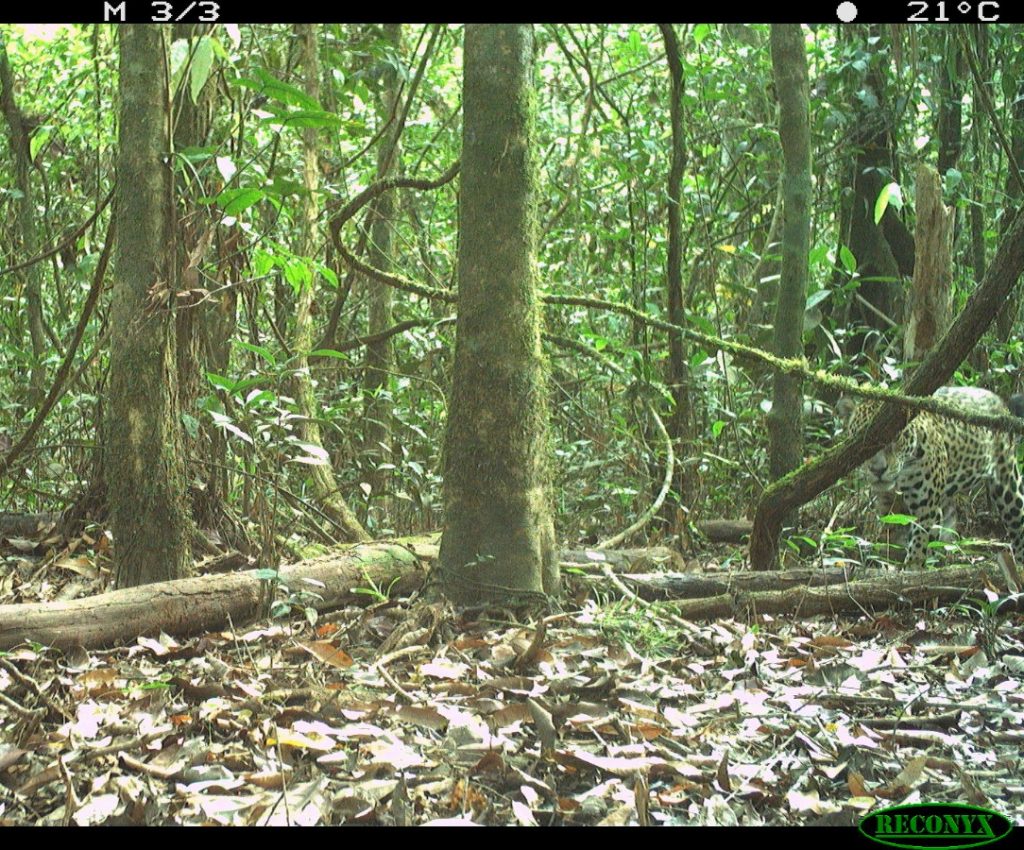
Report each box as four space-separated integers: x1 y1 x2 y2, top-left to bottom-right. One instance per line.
836 396 905 493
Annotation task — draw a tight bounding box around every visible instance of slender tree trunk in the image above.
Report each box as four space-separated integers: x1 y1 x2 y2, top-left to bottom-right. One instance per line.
658 24 694 518
439 24 558 604
108 25 192 587
0 38 47 405
292 24 369 544
170 24 228 533
363 23 402 526
767 25 811 481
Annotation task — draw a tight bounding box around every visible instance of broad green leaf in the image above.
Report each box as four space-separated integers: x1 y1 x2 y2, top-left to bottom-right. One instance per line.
309 348 348 360
190 35 214 103
252 250 275 276
205 372 236 392
29 126 52 161
873 182 902 225
169 38 190 83
269 109 343 129
233 340 276 366
839 245 857 274
284 259 312 290
216 187 264 216
244 389 275 407
805 289 832 309
693 23 710 45
235 67 320 110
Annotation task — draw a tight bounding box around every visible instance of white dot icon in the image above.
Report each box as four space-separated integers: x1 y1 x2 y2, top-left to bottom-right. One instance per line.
837 1 858 20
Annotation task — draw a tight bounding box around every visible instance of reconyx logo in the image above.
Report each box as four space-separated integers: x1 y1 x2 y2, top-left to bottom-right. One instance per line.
859 803 1013 850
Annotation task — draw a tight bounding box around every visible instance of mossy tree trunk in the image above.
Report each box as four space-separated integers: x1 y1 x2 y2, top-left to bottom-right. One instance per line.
439 24 558 604
292 24 369 544
767 25 811 482
108 26 192 588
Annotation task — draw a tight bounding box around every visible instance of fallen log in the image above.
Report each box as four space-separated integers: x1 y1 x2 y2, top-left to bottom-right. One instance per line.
0 534 1014 650
0 541 430 650
590 563 1014 619
696 519 753 544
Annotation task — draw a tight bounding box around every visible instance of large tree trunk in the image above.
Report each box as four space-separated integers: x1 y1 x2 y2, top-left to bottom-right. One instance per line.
108 26 192 587
767 25 811 482
439 24 558 604
291 24 369 544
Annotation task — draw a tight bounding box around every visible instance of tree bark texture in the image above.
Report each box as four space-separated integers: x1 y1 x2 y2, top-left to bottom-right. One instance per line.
439 24 558 604
107 25 192 588
363 23 403 521
767 25 811 482
658 24 694 513
905 164 952 361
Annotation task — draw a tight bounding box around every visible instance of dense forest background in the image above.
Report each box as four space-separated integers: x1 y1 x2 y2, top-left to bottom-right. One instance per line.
2 24 1024 567
0 23 1022 826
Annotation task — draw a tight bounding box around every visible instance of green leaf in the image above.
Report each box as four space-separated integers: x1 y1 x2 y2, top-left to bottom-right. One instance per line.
692 23 710 45
233 340 277 366
252 250 275 277
236 67 320 110
216 187 264 216
169 38 190 83
873 182 902 225
283 258 312 291
309 348 348 360
266 109 342 129
880 513 916 526
29 126 52 161
190 35 214 103
805 288 832 309
839 245 857 274
205 372 236 392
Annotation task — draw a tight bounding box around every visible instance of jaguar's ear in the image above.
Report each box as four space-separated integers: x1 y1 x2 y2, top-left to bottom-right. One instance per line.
836 396 857 423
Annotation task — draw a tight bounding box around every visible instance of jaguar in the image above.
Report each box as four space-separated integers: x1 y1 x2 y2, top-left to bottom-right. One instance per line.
837 386 1024 567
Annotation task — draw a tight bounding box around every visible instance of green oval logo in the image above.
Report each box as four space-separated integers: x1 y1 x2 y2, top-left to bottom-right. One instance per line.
859 803 1013 850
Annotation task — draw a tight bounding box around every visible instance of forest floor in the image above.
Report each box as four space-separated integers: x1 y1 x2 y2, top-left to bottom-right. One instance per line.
1 526 1023 826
